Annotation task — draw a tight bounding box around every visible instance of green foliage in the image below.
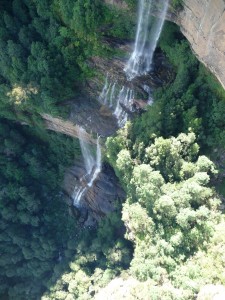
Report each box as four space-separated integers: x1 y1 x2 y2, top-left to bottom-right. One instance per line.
0 0 134 124
106 130 222 298
1 2 225 300
171 221 225 295
124 0 137 9
101 4 136 39
42 208 132 300
131 23 225 151
0 118 81 299
171 0 183 9
102 21 225 300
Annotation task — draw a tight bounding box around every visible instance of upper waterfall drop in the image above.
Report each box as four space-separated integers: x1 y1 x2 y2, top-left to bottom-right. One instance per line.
125 0 169 80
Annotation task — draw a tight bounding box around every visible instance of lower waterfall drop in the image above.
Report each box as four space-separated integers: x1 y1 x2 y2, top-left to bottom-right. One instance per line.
72 127 102 207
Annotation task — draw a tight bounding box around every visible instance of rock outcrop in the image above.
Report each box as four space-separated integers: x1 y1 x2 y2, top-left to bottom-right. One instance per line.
68 94 118 137
88 51 173 97
42 113 97 144
174 0 225 90
42 93 119 139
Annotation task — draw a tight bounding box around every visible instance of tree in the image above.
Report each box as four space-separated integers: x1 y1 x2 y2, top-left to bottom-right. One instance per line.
107 131 221 283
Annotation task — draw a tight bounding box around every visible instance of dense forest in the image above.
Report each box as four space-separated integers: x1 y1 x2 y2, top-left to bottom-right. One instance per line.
0 0 225 299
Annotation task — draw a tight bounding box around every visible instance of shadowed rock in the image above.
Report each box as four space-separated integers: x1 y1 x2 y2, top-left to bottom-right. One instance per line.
64 161 125 226
69 94 119 137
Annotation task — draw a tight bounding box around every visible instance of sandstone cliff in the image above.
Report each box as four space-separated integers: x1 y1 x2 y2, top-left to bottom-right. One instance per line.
174 0 225 90
42 113 97 144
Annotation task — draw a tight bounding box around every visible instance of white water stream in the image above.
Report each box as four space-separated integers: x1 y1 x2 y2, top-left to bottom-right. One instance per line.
125 0 169 80
72 127 101 207
98 80 134 127
97 0 168 127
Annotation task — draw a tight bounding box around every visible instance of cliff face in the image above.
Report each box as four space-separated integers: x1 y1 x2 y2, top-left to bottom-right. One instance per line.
104 0 225 90
175 0 225 90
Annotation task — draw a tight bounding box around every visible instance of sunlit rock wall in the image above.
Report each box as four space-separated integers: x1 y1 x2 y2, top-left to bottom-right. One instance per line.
176 0 225 90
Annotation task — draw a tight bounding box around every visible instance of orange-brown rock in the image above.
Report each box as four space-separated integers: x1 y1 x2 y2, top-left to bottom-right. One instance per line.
174 0 225 90
41 113 97 144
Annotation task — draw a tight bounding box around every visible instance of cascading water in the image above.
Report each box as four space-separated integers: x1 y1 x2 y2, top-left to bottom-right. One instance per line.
72 0 168 209
72 127 102 207
114 87 134 127
99 74 111 105
78 127 95 175
87 135 101 187
125 0 169 80
96 0 168 128
98 81 134 127
143 84 153 105
109 82 116 108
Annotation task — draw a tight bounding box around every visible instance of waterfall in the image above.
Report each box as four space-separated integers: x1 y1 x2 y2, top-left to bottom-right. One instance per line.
72 127 102 207
125 0 169 80
99 74 111 105
97 0 168 128
143 84 153 105
109 82 116 107
87 135 101 187
72 0 168 209
98 81 134 127
78 127 95 175
73 185 87 207
114 87 134 127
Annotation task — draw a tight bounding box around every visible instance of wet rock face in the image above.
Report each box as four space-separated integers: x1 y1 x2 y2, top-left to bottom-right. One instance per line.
54 33 173 222
64 161 125 226
88 50 173 100
43 38 173 140
69 94 119 137
60 41 173 221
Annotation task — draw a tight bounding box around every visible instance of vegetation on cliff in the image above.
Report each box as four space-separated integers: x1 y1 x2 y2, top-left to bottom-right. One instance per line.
0 0 134 124
0 1 134 299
